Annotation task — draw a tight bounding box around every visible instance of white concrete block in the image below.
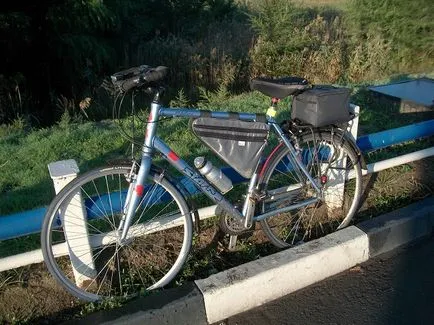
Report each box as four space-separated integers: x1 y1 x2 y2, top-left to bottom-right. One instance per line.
196 226 369 324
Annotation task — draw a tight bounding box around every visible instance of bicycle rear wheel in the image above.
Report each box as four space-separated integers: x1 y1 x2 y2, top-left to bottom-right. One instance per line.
41 165 192 301
259 130 362 248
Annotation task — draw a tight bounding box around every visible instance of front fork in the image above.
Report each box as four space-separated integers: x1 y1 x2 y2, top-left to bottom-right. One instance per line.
119 152 153 241
119 100 160 242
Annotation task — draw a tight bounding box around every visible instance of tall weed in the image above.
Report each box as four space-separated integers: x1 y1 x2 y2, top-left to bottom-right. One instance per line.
347 33 392 82
346 0 434 77
137 16 253 92
250 1 348 82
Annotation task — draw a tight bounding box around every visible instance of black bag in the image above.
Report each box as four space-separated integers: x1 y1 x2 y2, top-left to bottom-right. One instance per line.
291 86 352 127
191 118 269 178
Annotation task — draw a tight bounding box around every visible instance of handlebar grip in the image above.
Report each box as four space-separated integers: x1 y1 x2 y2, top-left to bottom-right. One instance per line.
111 65 149 93
111 65 150 82
144 66 168 83
111 65 168 94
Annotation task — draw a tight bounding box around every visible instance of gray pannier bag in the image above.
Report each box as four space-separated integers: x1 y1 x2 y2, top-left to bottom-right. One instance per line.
191 117 269 178
291 86 352 127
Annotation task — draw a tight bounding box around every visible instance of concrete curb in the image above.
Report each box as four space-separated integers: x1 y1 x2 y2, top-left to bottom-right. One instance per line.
73 197 434 325
196 226 369 323
356 196 434 257
66 282 208 325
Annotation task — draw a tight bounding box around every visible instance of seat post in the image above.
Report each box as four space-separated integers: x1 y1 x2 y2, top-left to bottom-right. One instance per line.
266 97 280 118
271 97 280 106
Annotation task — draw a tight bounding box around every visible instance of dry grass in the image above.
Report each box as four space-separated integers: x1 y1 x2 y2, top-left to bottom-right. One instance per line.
238 0 347 9
292 0 348 7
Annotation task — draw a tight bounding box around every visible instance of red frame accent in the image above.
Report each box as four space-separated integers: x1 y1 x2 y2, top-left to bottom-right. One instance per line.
168 151 180 162
145 112 153 138
135 184 144 196
259 142 284 177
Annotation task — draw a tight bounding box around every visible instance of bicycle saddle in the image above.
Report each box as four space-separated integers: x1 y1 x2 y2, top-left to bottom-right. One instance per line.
250 76 310 99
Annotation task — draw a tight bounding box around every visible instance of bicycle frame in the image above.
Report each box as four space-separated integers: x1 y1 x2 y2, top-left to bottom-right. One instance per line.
119 97 321 241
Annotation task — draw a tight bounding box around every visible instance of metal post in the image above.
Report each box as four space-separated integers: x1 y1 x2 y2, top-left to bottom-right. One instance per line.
48 159 96 288
324 105 360 210
347 104 360 142
228 235 238 251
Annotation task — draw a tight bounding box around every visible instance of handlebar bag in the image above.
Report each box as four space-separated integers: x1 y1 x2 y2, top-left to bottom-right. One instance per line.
192 118 269 178
291 86 352 127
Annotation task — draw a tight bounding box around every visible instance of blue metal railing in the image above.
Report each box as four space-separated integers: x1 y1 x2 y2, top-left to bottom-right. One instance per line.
1 119 433 241
356 120 434 152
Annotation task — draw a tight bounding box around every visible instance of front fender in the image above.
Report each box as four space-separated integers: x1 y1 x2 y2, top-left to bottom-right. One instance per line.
150 165 200 232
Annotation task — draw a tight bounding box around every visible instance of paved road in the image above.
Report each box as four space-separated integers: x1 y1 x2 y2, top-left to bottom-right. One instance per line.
221 237 434 325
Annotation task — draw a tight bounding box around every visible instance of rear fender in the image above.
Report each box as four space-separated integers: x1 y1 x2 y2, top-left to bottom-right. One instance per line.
328 127 367 170
259 127 366 179
307 127 367 169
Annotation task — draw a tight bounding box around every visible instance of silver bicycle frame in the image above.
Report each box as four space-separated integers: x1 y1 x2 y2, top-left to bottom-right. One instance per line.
119 102 321 241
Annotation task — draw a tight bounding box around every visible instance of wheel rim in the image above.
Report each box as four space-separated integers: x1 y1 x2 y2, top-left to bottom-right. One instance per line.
42 167 191 301
260 133 361 248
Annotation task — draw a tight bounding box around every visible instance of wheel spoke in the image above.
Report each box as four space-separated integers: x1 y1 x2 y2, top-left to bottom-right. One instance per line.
42 166 192 301
260 132 362 248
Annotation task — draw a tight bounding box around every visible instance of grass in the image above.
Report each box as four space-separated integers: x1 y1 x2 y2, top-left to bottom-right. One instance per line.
0 90 275 217
365 139 434 164
0 121 126 215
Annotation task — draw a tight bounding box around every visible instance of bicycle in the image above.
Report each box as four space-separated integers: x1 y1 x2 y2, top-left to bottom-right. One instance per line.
41 65 363 302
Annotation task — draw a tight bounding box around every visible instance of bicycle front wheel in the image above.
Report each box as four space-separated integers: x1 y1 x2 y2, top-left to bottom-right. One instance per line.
41 165 192 301
259 130 362 248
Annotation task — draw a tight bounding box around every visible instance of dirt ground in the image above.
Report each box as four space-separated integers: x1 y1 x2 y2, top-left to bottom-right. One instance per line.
0 263 81 324
0 157 433 324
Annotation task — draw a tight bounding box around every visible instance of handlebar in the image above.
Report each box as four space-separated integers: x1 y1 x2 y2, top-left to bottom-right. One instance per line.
111 65 168 93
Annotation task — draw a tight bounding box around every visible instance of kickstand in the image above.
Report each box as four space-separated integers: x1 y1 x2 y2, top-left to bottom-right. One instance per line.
228 235 238 251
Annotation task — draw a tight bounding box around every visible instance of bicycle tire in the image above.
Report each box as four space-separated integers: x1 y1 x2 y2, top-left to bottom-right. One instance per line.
41 165 192 301
259 130 362 248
